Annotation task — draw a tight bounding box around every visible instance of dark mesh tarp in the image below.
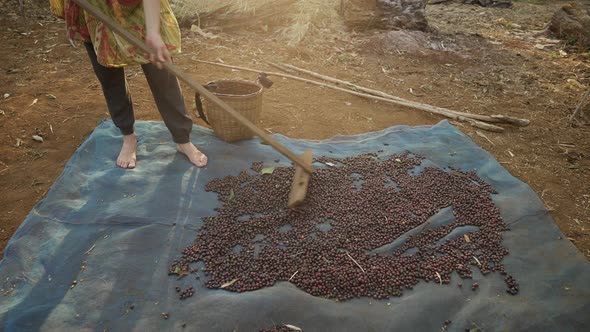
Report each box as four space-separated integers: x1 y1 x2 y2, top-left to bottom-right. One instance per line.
0 120 588 331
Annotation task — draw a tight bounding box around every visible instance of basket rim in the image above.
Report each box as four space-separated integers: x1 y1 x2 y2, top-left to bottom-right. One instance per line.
207 79 263 99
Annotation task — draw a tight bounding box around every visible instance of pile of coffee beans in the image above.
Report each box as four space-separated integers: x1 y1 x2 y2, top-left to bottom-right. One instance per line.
169 152 518 300
176 286 194 300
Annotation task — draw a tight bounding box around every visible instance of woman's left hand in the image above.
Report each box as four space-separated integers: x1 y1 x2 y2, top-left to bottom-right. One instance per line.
145 31 171 69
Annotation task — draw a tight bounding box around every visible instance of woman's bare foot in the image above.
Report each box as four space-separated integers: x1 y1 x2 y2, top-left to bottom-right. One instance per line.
117 134 137 169
176 142 208 167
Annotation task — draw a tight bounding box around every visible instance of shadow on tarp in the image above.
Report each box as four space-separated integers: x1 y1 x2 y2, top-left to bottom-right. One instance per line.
0 120 588 331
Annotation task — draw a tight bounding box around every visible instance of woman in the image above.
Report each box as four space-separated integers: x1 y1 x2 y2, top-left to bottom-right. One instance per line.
51 0 207 169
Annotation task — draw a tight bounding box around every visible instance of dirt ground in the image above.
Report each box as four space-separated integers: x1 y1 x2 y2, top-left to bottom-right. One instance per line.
1 1 589 259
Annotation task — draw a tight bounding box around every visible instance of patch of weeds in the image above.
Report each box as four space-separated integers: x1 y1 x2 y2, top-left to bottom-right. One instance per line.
566 36 579 47
500 21 513 30
25 148 45 160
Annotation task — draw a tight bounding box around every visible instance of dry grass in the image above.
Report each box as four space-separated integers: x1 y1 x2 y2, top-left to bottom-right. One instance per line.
172 0 276 20
172 0 344 45
277 0 344 45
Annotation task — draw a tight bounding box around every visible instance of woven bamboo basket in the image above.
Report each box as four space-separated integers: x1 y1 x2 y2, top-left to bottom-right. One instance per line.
196 80 264 142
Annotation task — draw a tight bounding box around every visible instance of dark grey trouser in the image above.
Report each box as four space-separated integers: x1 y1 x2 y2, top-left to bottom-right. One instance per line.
84 42 192 143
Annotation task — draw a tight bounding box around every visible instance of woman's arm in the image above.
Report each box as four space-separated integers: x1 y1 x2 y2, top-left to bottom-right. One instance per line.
143 0 171 68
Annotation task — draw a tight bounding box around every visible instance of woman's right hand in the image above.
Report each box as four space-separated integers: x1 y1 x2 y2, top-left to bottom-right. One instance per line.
145 31 171 69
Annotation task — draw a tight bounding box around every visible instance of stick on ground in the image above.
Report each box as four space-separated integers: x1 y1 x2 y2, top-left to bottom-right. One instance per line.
569 89 590 126
195 59 506 132
277 62 529 127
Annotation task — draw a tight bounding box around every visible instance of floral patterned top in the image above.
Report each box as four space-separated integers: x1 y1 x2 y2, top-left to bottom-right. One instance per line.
51 0 181 68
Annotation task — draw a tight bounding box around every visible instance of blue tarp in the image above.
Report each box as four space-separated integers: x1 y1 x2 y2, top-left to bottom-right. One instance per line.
0 120 588 331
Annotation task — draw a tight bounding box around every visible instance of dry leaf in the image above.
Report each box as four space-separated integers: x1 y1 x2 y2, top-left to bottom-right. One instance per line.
261 166 276 175
29 98 38 107
46 94 57 100
464 234 471 243
284 324 302 331
220 278 239 289
32 135 43 143
567 79 585 90
178 269 189 279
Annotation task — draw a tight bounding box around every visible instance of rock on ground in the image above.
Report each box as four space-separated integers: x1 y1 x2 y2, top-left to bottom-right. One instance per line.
548 3 590 48
377 0 429 31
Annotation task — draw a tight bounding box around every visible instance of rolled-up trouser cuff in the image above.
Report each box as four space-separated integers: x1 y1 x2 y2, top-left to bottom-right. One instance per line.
120 126 134 136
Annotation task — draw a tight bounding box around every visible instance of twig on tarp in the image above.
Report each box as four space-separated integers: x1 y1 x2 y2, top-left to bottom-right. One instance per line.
289 270 299 281
85 244 96 255
473 256 482 266
220 278 239 289
346 252 366 273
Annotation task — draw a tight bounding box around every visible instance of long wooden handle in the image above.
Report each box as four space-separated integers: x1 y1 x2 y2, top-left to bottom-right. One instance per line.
73 0 313 174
